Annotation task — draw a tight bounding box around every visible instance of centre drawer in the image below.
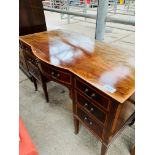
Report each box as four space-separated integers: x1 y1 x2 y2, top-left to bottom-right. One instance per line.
76 92 107 126
40 62 71 85
77 107 103 138
75 78 111 111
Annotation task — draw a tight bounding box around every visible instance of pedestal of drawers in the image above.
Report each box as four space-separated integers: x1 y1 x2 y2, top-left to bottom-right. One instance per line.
73 77 134 155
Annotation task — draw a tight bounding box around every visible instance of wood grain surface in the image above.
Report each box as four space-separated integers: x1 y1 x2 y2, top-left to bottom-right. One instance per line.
20 30 135 103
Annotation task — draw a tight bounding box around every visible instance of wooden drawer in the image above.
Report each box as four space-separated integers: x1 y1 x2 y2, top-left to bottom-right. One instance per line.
75 78 111 111
24 50 37 65
20 41 37 65
40 62 71 85
19 40 23 49
27 62 41 81
77 107 103 138
20 57 27 70
20 41 32 53
76 91 107 126
19 53 28 72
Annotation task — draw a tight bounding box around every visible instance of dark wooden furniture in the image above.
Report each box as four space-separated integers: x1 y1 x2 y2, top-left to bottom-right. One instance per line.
20 30 135 155
19 0 49 101
19 0 46 36
19 40 49 102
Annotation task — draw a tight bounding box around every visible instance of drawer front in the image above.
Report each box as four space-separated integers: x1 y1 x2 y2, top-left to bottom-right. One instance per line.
19 54 28 72
24 50 38 66
75 78 111 111
19 40 24 50
20 57 27 70
40 63 71 85
20 42 32 55
77 107 103 138
20 41 37 66
76 92 107 126
20 41 31 51
27 62 41 80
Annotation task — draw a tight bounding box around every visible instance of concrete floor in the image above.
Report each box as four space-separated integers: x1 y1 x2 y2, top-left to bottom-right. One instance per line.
19 10 135 155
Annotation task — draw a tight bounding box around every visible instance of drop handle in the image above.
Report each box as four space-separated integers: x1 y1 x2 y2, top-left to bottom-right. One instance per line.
89 121 93 125
84 103 94 112
28 58 32 62
84 103 88 107
91 93 96 98
84 117 92 125
84 88 96 99
84 117 88 121
84 88 89 93
51 72 60 79
29 58 35 63
84 88 90 97
56 74 60 78
35 59 39 64
89 107 94 112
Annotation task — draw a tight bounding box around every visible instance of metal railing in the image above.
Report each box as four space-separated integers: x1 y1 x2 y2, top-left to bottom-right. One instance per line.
44 6 135 25
43 0 135 40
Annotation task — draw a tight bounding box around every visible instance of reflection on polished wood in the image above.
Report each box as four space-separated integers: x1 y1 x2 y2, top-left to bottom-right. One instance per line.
20 30 134 103
20 30 135 155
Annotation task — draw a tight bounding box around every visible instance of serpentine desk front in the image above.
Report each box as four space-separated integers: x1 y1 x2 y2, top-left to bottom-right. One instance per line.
19 30 135 155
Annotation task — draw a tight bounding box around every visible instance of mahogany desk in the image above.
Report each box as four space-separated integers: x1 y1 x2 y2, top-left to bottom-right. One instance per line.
19 30 135 155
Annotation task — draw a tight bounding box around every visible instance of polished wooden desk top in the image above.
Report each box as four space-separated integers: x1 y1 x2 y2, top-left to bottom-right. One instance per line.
20 30 135 103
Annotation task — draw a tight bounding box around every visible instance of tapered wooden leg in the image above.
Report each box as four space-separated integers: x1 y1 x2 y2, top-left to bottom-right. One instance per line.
33 77 38 91
74 117 79 134
130 145 135 155
101 143 108 155
42 81 49 102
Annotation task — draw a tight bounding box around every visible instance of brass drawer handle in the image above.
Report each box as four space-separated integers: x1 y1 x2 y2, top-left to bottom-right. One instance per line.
90 107 94 112
84 103 94 112
84 88 89 93
35 59 39 64
84 88 96 99
84 117 88 121
91 93 96 98
84 117 93 125
51 72 60 79
29 58 38 64
28 58 34 63
86 107 94 113
89 121 93 125
84 103 88 107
